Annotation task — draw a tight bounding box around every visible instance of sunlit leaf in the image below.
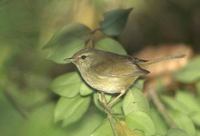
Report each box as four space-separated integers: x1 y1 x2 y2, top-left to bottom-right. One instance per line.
175 91 200 113
150 107 168 135
190 111 200 127
161 96 188 114
115 120 143 136
123 87 150 116
51 72 81 97
112 101 123 115
93 92 112 112
93 92 123 115
175 57 200 83
95 38 127 55
100 8 133 36
80 82 93 96
169 110 196 136
90 119 113 136
44 23 91 64
125 111 156 136
134 80 144 90
54 95 91 127
166 128 189 136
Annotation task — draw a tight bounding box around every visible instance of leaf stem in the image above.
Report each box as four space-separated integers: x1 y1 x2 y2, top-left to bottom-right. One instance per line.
85 28 101 48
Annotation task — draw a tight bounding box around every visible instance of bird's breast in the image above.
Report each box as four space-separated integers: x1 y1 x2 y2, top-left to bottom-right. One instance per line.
80 70 136 94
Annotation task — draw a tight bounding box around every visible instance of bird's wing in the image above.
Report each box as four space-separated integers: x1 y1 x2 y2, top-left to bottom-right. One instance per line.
91 55 149 78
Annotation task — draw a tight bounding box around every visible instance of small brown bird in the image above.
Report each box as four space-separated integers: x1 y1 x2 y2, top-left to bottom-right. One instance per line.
68 48 184 107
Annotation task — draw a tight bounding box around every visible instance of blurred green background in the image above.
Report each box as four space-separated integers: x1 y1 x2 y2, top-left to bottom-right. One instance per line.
0 0 200 136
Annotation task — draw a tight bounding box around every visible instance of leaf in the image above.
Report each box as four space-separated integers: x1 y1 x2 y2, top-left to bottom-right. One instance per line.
111 101 123 115
161 96 188 114
175 91 200 113
169 110 196 136
115 120 143 136
93 92 112 112
93 92 123 115
95 38 127 55
150 107 168 135
80 82 94 96
90 119 113 136
175 57 200 83
66 106 105 136
190 111 200 127
44 23 91 64
100 8 133 36
123 87 150 116
125 111 156 136
134 80 145 90
54 95 91 127
20 103 68 136
166 128 189 136
197 131 200 136
50 72 81 97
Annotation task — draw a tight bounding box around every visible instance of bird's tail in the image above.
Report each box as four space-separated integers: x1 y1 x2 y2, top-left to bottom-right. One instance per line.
137 54 185 67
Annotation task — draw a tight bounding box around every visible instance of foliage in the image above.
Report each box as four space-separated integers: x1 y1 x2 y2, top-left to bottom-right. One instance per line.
100 8 133 36
1 3 200 136
175 57 200 83
44 8 200 136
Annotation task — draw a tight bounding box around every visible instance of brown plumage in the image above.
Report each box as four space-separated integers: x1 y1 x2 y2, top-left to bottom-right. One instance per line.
68 48 184 106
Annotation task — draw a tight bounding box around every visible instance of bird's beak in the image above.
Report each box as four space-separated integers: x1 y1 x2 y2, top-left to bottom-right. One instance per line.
64 57 74 63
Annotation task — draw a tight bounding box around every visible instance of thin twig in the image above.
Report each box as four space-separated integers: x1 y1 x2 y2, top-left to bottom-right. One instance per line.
148 88 176 128
3 89 28 119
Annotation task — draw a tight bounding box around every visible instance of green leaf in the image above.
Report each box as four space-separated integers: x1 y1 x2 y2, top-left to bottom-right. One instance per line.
115 120 144 136
166 128 189 136
90 119 113 136
80 82 94 96
175 57 200 83
175 91 200 113
112 101 123 115
123 87 150 116
93 92 112 112
161 96 188 114
100 8 133 36
190 111 200 127
95 38 127 55
51 72 81 97
197 131 200 136
134 80 145 90
169 110 196 136
66 106 105 136
125 111 156 136
54 95 91 127
93 93 123 115
150 107 168 135
44 23 91 64
19 103 68 136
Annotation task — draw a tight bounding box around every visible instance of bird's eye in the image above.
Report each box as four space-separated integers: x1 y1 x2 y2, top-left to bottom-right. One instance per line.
81 55 87 60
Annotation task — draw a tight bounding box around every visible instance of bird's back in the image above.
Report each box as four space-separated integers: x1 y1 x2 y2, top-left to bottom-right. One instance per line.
81 50 148 93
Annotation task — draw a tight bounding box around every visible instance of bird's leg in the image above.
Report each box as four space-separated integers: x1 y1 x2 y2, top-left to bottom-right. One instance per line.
98 93 118 136
108 90 126 108
98 92 112 114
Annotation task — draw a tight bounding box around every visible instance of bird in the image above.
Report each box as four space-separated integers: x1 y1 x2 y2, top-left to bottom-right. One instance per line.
67 48 184 107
